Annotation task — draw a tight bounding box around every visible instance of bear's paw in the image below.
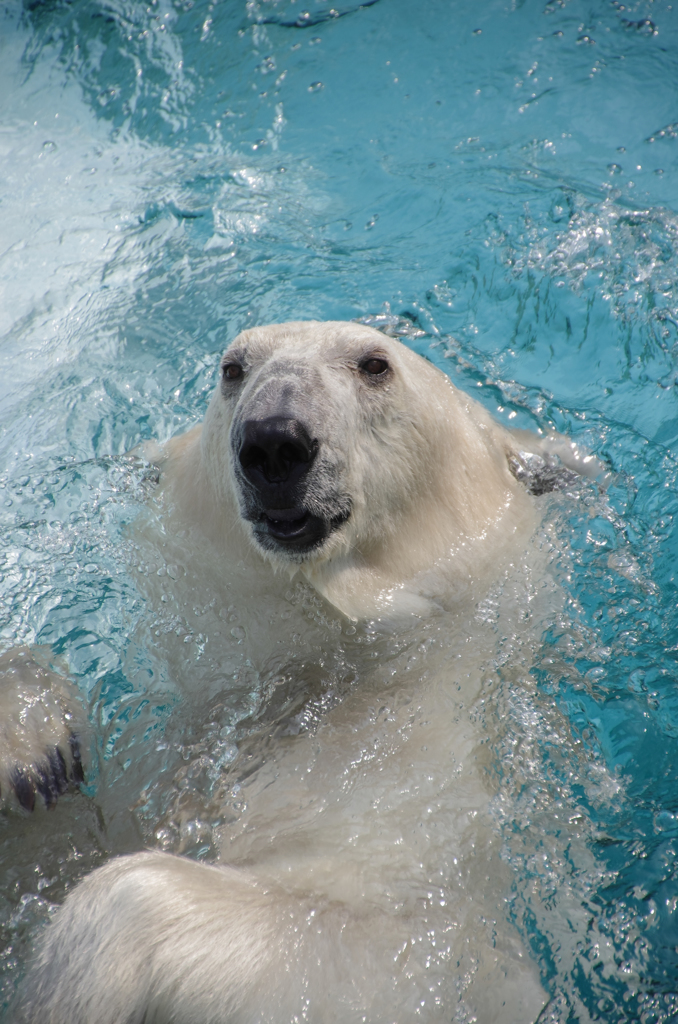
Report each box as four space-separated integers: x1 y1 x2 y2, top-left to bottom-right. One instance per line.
0 648 86 811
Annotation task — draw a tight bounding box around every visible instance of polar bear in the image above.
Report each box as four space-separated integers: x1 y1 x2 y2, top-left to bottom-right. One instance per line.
8 320 590 1023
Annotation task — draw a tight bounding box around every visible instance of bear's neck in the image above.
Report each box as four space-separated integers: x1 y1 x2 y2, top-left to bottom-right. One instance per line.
300 482 536 622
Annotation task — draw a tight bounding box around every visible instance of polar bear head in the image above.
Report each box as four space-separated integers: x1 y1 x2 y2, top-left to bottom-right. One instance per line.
198 321 530 616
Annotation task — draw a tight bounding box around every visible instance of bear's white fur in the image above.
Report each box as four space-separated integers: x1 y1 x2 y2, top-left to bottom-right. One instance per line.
158 320 538 621
11 321 573 1023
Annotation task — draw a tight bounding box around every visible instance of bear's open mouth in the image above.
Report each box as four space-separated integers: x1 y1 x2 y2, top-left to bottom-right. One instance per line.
248 501 351 556
264 509 309 540
258 508 330 550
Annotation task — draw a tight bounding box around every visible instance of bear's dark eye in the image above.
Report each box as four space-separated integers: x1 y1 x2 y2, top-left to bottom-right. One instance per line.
360 357 389 376
222 363 243 381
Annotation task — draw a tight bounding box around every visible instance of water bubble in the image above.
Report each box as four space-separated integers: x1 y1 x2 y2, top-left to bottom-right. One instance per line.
654 811 677 833
257 56 276 75
550 193 574 223
621 17 657 35
645 121 678 143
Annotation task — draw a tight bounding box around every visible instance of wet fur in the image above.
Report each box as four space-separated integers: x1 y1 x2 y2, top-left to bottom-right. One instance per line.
10 321 595 1023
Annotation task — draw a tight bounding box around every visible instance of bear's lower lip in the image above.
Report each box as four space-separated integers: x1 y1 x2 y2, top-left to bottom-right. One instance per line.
249 502 351 555
262 509 317 543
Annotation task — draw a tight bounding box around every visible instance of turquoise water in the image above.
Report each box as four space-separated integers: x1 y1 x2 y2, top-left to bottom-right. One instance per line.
2 0 678 1018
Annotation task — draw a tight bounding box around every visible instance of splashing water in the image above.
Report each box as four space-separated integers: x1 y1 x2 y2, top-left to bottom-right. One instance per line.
2 0 678 1019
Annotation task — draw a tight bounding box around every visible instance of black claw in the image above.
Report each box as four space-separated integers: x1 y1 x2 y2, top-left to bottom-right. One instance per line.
51 746 69 796
11 768 36 812
35 761 57 808
69 734 85 784
35 747 69 808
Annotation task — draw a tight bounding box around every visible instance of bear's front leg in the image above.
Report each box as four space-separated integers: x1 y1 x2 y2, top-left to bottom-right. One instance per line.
0 648 86 811
14 851 284 1024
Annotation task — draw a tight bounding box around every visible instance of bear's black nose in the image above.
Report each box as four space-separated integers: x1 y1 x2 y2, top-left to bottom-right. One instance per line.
238 417 317 490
